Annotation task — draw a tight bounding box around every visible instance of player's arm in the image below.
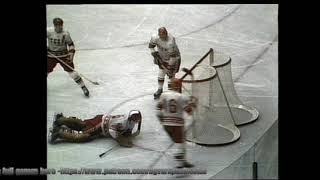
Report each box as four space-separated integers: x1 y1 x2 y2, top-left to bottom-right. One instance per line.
65 32 75 62
149 35 161 65
46 28 51 50
167 37 179 76
156 98 165 120
183 96 198 115
149 35 157 52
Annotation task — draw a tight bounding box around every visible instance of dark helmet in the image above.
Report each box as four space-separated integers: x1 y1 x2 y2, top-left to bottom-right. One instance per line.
53 17 63 25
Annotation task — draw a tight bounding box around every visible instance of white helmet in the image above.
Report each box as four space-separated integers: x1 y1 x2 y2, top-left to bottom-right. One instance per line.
128 110 142 122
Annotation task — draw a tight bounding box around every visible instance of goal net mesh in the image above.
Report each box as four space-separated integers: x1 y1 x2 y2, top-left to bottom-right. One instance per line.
177 49 259 145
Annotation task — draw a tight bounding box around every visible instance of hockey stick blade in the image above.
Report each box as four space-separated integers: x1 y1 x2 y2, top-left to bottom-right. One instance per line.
91 81 99 85
99 151 108 158
99 144 119 158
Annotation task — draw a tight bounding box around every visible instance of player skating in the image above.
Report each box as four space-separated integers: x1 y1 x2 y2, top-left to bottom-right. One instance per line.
47 17 90 97
149 27 181 99
156 78 197 168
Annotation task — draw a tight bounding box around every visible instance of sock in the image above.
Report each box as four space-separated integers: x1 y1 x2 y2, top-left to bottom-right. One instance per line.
68 71 85 87
158 78 164 90
173 143 186 167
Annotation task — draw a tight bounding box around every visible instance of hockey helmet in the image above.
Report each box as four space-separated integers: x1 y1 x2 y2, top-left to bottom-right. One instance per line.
128 110 142 123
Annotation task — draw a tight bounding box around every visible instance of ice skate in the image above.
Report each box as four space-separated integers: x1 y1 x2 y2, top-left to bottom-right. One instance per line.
49 113 64 144
52 113 63 129
81 86 90 97
48 127 60 144
176 161 194 168
153 89 163 99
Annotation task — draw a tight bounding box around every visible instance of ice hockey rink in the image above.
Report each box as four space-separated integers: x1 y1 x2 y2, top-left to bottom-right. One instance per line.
47 4 278 179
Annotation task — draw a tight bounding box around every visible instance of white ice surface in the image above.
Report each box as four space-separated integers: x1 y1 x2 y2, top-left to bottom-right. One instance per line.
47 4 278 179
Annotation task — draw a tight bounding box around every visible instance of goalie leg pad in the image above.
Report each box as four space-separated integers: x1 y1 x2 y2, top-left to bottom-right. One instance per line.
58 130 95 143
56 116 86 131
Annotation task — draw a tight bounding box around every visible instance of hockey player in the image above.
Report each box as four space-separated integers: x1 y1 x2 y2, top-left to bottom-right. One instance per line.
48 110 142 147
47 17 89 97
149 27 181 99
156 78 197 168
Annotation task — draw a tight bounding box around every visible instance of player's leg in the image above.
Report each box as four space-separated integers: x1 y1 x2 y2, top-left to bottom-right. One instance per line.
54 113 87 131
154 68 165 99
49 114 102 144
59 58 90 97
167 57 179 90
174 57 181 74
164 126 194 168
82 115 104 134
58 130 96 143
47 57 58 76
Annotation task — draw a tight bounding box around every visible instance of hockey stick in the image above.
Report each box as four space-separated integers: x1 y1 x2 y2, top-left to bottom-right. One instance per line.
99 144 120 158
48 51 99 85
153 53 173 77
132 143 167 155
180 48 213 81
155 54 193 95
180 49 214 139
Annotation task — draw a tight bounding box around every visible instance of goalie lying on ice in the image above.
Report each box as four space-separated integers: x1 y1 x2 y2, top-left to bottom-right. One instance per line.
48 110 142 147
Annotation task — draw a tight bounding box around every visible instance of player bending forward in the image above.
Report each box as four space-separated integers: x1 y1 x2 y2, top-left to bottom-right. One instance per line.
47 17 89 97
156 78 198 168
48 110 142 147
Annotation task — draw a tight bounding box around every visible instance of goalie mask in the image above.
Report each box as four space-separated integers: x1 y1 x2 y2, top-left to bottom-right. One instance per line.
128 110 142 123
122 110 142 135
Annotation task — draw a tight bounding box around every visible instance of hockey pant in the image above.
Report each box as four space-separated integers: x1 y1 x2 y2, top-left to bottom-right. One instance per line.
158 57 181 89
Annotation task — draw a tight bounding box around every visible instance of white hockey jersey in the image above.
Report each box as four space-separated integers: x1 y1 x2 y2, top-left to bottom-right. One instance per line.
156 90 194 126
47 27 74 56
100 114 137 138
149 33 180 62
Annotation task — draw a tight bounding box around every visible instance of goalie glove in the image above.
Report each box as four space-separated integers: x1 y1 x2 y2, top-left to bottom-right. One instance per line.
116 133 133 148
151 51 160 65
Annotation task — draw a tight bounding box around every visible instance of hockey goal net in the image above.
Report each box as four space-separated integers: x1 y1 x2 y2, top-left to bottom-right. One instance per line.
176 48 259 145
